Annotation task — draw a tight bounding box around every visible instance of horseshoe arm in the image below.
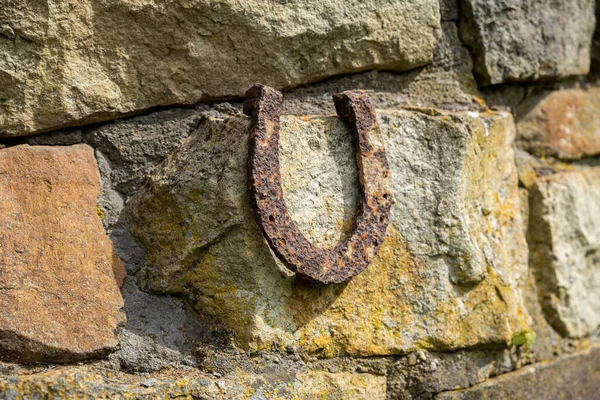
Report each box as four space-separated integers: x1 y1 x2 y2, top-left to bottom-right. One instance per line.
244 84 392 284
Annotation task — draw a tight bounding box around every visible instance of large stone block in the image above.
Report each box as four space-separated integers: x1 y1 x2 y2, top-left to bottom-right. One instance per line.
0 366 213 399
459 0 595 85
283 22 481 115
436 344 600 399
0 145 125 362
0 0 440 137
528 168 600 338
0 365 387 399
516 88 600 160
387 348 519 399
128 107 530 356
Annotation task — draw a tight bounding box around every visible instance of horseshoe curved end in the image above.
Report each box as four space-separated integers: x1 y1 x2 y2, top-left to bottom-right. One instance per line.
332 91 363 118
246 84 392 284
243 84 283 117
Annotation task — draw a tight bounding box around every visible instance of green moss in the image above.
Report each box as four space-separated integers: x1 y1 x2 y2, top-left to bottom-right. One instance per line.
511 331 536 349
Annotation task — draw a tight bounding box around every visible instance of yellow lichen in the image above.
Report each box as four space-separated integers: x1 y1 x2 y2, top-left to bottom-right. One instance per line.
95 206 105 220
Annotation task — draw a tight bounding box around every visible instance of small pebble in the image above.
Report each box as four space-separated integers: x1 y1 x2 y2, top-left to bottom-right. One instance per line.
140 379 156 388
429 360 438 372
408 353 418 366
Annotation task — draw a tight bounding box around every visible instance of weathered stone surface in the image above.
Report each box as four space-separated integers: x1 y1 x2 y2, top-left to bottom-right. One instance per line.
516 88 600 160
85 108 205 197
283 22 481 115
528 168 600 338
295 371 386 399
0 367 214 399
459 0 595 85
0 365 387 399
514 149 560 191
14 128 83 147
516 151 600 357
128 107 530 356
87 108 206 279
387 349 520 399
104 277 205 373
436 344 600 399
0 0 441 137
0 145 125 363
83 108 230 376
439 0 459 21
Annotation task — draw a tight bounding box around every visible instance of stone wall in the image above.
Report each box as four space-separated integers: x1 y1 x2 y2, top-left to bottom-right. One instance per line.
0 0 598 398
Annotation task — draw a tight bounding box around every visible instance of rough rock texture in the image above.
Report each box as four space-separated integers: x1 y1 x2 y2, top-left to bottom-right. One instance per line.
513 148 597 191
83 109 226 373
283 22 481 115
0 0 441 137
387 348 520 399
296 371 386 399
85 108 205 198
439 0 459 21
516 88 600 160
104 277 204 373
436 343 600 399
0 367 214 399
128 108 530 356
459 0 596 85
0 365 387 399
0 145 125 363
528 168 600 338
1 0 600 396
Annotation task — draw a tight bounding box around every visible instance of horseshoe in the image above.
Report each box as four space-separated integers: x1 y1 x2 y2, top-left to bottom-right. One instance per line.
244 84 392 284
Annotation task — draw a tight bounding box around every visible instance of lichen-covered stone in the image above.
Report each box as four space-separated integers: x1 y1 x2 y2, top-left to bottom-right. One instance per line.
436 344 600 399
295 371 386 399
459 0 595 85
0 367 214 399
516 88 600 160
0 145 125 363
0 365 387 399
0 0 440 137
528 168 600 338
127 107 530 356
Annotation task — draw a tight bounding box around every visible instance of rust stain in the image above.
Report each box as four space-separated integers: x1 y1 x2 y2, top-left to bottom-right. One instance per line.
244 84 392 284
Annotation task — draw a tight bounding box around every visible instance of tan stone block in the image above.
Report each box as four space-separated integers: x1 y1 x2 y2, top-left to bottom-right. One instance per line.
516 88 600 160
0 366 213 398
528 168 600 338
0 145 125 362
295 371 386 399
0 0 441 137
128 108 530 356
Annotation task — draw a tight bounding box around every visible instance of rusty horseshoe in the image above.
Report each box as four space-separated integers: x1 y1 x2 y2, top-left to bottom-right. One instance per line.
244 84 392 284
